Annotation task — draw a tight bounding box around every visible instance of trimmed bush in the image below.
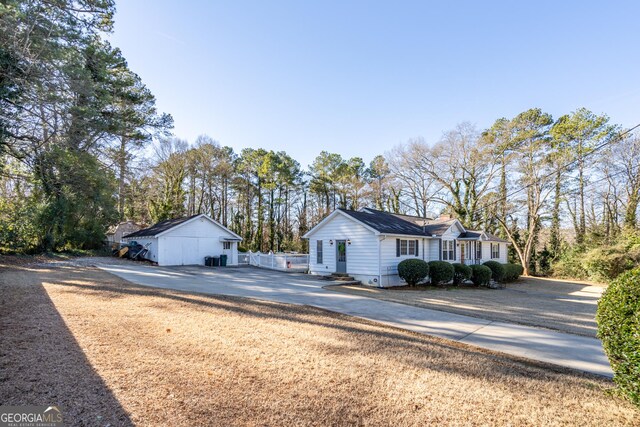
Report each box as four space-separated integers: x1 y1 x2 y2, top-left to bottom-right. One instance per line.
596 268 640 408
452 263 472 285
503 263 524 282
428 261 454 286
398 259 429 286
483 260 505 282
469 264 492 287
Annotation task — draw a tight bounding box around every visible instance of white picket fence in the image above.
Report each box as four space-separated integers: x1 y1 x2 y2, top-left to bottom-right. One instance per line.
237 251 309 272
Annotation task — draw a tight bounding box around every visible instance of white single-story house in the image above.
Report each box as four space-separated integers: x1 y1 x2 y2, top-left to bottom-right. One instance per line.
123 214 242 266
303 208 509 287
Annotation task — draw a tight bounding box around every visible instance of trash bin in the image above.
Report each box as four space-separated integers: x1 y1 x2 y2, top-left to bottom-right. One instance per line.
205 256 213 267
220 254 228 267
212 256 220 267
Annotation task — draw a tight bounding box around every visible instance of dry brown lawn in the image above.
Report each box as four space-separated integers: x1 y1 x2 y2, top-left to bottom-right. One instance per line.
330 276 603 337
0 260 638 426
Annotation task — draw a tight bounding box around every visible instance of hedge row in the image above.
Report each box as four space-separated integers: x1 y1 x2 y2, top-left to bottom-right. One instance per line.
398 259 523 287
396 259 454 286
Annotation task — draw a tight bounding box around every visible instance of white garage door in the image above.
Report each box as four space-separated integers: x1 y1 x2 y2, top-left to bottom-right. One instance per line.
163 237 219 266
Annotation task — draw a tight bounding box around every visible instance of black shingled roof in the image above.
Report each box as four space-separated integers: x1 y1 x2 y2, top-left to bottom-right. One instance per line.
458 231 482 239
124 214 200 239
457 230 508 242
337 208 457 237
480 231 509 243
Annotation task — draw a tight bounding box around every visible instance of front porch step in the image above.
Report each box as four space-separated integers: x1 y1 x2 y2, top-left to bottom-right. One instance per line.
331 273 355 281
317 273 360 284
330 272 351 278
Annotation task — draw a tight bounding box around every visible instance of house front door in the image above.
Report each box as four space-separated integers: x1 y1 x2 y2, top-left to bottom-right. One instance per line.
336 240 347 273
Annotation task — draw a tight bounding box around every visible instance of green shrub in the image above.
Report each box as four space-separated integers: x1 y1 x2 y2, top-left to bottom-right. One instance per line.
502 263 524 282
552 247 589 280
596 268 640 408
427 261 454 286
582 245 640 283
452 263 472 285
551 232 640 282
469 264 492 286
483 261 505 282
398 259 429 286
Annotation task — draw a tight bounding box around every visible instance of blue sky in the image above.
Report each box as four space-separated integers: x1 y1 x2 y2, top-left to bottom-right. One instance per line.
109 1 640 167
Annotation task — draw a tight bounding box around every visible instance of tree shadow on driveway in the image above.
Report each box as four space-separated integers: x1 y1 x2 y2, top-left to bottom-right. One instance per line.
41 265 609 384
328 276 602 337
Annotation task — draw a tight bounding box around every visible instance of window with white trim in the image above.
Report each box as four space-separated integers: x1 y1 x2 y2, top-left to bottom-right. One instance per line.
397 239 418 256
223 242 231 250
491 243 500 259
476 242 482 260
408 240 416 255
442 240 455 260
317 240 323 264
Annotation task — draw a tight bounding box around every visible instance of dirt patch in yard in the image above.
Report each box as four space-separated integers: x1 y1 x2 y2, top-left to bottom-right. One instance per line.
329 276 602 337
0 262 637 426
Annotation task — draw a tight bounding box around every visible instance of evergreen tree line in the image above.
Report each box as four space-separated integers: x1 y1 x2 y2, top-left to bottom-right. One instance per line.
116 108 639 281
0 0 172 251
2 2 638 281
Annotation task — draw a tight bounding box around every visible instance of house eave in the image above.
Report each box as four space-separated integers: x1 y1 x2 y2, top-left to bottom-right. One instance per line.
380 233 436 239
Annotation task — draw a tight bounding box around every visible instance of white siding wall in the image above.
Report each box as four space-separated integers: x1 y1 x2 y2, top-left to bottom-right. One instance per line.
158 217 239 266
428 239 440 261
377 237 429 286
307 213 379 283
482 241 508 264
478 241 489 264
500 243 508 263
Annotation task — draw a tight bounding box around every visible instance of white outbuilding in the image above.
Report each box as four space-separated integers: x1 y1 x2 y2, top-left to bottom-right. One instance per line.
123 214 242 266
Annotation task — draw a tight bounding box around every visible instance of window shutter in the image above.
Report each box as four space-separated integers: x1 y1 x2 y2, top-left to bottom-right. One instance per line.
415 240 419 257
453 239 457 260
438 239 442 261
478 242 482 259
396 239 400 257
497 243 500 259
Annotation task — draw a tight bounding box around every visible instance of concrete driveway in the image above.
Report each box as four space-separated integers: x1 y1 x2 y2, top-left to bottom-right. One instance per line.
98 263 612 377
330 277 603 337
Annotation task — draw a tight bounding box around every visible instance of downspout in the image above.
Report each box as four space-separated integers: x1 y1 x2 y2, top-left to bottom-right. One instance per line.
378 235 385 288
